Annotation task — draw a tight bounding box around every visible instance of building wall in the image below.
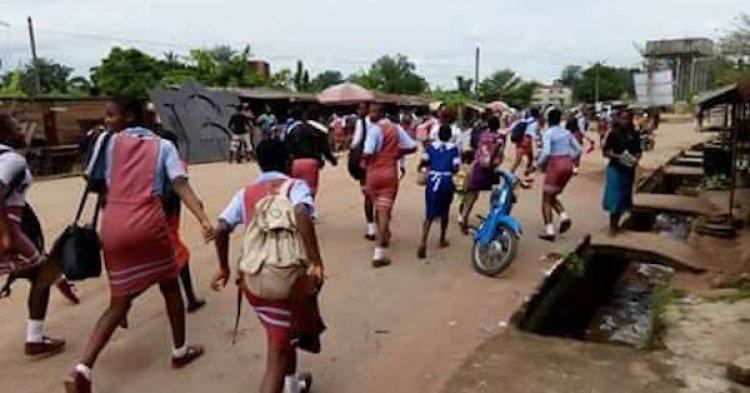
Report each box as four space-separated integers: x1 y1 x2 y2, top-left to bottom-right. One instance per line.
531 85 573 107
0 97 108 146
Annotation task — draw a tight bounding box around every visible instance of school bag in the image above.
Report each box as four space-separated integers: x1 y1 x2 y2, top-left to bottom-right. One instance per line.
54 132 112 281
347 118 368 181
510 120 528 144
238 179 307 299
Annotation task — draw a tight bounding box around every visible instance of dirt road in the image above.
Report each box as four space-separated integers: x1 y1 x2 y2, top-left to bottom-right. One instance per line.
0 122 710 393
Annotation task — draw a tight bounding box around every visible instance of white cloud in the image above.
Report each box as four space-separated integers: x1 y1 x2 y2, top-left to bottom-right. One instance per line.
1 0 747 88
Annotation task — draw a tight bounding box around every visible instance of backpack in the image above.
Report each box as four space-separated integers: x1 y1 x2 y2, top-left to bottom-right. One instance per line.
347 117 368 181
238 180 307 277
510 120 528 144
475 137 500 169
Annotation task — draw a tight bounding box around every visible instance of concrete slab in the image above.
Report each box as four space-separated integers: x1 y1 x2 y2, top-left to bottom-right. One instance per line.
674 157 704 167
683 150 704 158
590 232 707 273
632 193 717 216
664 165 705 177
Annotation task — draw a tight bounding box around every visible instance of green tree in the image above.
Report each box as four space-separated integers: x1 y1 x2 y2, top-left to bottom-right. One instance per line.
92 47 166 98
477 69 522 102
310 70 343 92
0 70 24 95
455 76 474 95
574 63 635 103
352 54 428 95
1 58 75 95
268 69 293 91
293 60 312 92
715 13 750 85
503 81 539 108
559 65 583 89
67 76 93 95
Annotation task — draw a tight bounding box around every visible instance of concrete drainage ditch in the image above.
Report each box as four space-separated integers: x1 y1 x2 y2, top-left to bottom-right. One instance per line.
512 238 676 349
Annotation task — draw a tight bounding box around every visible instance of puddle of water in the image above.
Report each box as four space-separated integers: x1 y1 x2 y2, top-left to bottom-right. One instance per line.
586 262 674 347
654 214 693 241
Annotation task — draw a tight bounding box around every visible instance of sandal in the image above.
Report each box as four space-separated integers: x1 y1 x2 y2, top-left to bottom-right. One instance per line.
372 258 392 268
171 345 204 369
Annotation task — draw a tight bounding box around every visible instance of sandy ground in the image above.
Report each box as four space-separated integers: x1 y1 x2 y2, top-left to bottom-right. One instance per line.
0 122 712 393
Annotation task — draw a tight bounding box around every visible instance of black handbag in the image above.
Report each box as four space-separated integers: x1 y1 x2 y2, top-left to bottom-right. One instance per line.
347 117 368 181
55 189 103 281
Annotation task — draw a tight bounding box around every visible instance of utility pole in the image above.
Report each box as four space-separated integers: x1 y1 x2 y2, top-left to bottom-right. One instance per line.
474 46 480 96
27 16 42 96
594 62 600 105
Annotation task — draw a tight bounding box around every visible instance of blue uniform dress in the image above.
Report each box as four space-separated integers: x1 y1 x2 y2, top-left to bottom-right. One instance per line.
423 141 460 219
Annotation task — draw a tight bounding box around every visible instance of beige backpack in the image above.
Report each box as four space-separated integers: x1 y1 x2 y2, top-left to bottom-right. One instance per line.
238 180 307 299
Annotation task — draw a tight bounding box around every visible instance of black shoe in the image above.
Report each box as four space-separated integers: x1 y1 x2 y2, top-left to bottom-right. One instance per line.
559 219 572 234
187 299 207 314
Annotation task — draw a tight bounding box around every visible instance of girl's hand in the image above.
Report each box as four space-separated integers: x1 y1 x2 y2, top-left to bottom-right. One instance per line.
200 220 216 242
307 264 324 286
211 268 230 291
0 226 10 253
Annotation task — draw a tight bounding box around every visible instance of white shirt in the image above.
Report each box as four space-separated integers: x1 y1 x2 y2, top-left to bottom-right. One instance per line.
429 123 463 146
219 171 315 231
350 116 371 148
0 145 31 208
86 127 186 195
363 120 417 155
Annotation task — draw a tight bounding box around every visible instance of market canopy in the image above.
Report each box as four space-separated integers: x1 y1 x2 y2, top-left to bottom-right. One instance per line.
317 82 375 105
487 100 511 113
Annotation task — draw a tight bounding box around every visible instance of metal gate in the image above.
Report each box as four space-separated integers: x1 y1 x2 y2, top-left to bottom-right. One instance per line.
150 81 239 163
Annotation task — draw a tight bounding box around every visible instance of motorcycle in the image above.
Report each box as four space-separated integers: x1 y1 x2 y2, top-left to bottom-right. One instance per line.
471 170 523 277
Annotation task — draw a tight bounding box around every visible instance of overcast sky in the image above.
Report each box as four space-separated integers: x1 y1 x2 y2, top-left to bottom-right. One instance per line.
1 0 747 88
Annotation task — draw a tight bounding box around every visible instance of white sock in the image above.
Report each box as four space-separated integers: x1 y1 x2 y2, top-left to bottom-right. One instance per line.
560 212 570 221
26 320 44 343
373 247 387 260
366 223 376 236
172 344 188 358
75 364 92 381
284 374 301 393
545 224 556 236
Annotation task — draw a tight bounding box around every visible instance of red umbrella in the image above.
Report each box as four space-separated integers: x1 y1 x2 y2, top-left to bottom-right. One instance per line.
317 82 375 105
487 100 510 113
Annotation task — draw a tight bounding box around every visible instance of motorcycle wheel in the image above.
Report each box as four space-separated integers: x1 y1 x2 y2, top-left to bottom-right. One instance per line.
472 223 519 277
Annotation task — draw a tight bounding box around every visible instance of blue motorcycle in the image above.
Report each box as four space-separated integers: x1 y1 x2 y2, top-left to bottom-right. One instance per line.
472 170 523 277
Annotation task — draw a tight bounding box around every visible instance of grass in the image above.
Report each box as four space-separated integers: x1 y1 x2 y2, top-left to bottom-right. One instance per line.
708 279 750 303
644 284 674 351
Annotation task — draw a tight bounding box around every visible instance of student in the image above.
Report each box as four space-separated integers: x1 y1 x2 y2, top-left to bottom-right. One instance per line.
349 103 376 240
65 98 214 392
286 108 338 200
417 125 460 259
603 109 641 236
228 103 254 163
459 116 505 234
536 109 581 242
212 139 324 393
428 106 462 145
510 108 541 176
362 103 417 268
257 105 278 139
0 114 66 357
145 104 206 313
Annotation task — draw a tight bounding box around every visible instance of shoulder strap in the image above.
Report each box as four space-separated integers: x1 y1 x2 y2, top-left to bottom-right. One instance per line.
74 132 113 226
278 179 294 198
